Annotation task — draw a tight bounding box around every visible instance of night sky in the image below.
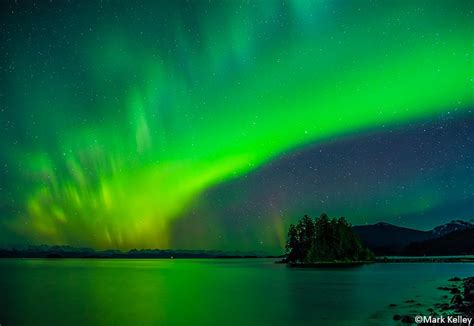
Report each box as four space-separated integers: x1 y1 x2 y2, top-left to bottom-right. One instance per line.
1 0 473 253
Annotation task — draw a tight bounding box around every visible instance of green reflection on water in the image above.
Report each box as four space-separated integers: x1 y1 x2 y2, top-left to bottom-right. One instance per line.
1 259 473 325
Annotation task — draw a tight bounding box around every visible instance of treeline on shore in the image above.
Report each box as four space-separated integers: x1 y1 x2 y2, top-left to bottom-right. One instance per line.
0 246 278 259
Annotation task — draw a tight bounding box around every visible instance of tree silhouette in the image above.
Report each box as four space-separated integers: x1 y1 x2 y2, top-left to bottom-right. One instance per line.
285 213 374 263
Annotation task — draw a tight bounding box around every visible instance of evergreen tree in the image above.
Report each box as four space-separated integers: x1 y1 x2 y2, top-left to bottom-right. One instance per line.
298 214 315 261
285 224 300 262
285 213 374 263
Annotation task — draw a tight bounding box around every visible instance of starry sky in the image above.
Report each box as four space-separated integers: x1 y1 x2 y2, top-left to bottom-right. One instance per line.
0 0 473 253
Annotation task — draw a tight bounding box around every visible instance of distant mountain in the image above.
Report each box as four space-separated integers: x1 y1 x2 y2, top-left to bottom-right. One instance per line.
353 222 432 255
431 219 474 237
403 229 474 256
0 245 277 259
354 219 474 256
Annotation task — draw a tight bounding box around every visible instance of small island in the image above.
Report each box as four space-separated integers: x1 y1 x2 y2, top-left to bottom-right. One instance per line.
283 213 374 267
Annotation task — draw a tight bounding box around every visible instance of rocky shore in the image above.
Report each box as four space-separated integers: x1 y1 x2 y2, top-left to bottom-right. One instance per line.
376 257 474 263
455 277 474 316
286 261 373 268
391 277 474 324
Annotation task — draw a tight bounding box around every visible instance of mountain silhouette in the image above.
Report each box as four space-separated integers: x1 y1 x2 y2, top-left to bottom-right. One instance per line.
354 220 474 255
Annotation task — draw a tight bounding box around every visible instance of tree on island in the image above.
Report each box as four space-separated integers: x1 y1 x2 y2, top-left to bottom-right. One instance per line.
285 213 374 264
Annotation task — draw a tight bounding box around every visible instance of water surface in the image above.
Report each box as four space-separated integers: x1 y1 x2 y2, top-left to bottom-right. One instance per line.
1 259 472 325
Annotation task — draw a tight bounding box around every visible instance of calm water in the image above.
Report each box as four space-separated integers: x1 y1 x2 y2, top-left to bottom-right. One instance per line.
1 259 473 325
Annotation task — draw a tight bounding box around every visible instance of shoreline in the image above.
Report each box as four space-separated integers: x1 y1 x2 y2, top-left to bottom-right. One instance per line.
0 255 282 259
278 257 474 267
2 252 474 263
376 257 474 263
390 277 474 323
0 248 283 259
286 261 373 268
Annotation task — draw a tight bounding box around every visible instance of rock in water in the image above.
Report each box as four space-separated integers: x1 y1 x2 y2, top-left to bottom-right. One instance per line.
450 288 461 294
401 315 415 324
451 294 463 305
464 277 474 301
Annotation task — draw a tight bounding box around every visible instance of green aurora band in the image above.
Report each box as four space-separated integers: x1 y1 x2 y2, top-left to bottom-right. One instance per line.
2 0 473 249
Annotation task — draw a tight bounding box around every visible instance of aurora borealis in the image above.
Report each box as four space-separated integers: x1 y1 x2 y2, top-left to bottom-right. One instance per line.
0 0 473 252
